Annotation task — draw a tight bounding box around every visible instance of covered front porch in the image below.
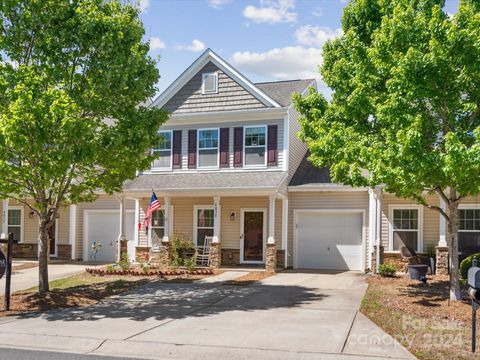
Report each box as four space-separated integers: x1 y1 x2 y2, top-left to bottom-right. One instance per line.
119 191 288 271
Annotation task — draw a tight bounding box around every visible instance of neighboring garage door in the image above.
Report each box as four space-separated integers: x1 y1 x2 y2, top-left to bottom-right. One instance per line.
295 211 363 270
85 211 135 262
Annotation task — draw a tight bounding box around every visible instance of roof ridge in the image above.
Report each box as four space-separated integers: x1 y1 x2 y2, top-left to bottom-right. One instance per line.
255 79 315 85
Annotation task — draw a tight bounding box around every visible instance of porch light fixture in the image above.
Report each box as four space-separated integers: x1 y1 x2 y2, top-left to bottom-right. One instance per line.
29 211 35 219
230 212 236 221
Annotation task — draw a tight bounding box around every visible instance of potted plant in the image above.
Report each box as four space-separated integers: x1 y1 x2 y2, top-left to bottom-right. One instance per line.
426 244 436 275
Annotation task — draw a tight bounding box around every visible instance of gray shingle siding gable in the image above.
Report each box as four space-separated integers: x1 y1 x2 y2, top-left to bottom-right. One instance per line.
163 62 267 114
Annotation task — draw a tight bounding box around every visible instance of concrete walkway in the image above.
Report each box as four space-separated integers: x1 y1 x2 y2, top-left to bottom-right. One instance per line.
0 263 89 293
0 271 415 359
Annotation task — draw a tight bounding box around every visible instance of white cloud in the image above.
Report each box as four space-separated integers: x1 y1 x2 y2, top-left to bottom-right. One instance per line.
295 25 342 47
208 0 232 9
243 0 297 24
149 37 166 50
312 7 323 17
176 39 206 52
138 0 150 13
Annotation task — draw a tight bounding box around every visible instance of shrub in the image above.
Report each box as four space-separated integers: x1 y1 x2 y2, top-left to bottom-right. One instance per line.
140 261 150 274
106 264 115 273
378 264 397 277
118 252 130 271
426 244 436 259
184 257 196 272
171 233 196 267
460 253 480 279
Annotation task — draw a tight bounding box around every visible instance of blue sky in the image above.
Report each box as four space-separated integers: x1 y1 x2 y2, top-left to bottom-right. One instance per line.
139 0 460 98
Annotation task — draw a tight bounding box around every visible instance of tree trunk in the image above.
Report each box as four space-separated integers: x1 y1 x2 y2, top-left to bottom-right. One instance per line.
447 192 461 301
38 218 50 294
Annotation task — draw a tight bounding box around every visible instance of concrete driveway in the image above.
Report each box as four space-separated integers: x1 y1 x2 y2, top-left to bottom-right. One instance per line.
0 271 415 360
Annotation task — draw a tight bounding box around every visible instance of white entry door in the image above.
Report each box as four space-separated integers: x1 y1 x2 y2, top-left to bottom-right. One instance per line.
85 210 135 262
295 211 363 270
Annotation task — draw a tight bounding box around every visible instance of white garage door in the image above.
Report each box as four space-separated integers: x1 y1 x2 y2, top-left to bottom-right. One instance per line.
295 211 363 270
85 211 135 262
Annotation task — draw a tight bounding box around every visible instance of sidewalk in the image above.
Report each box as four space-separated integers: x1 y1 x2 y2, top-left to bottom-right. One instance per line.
0 263 89 294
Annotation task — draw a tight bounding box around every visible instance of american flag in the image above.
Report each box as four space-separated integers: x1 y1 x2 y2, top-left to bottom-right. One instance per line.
143 192 161 230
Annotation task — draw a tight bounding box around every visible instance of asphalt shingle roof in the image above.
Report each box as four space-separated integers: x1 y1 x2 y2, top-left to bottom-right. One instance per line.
255 79 315 107
124 171 288 191
289 152 332 186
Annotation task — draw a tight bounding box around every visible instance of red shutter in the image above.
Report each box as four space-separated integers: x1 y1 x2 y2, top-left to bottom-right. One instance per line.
220 128 229 168
267 125 278 166
172 130 182 168
233 127 243 167
188 130 197 168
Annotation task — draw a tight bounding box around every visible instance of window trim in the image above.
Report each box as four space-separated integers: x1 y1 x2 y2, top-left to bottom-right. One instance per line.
458 204 480 233
152 130 173 171
193 205 215 246
147 205 173 247
201 72 218 94
197 128 220 169
243 125 267 168
7 206 24 243
388 204 423 253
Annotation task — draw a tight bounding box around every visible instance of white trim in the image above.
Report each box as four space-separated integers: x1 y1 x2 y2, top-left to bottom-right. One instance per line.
151 130 173 171
439 197 447 247
388 204 424 253
197 128 220 169
147 205 173 246
293 209 366 271
193 205 215 246
164 107 288 125
458 204 480 232
150 49 280 109
368 188 376 270
243 125 267 168
7 206 24 243
134 199 140 246
201 72 218 94
50 219 59 257
288 185 369 192
282 114 289 172
1 199 8 236
69 204 77 260
282 197 288 269
83 209 134 262
240 208 267 264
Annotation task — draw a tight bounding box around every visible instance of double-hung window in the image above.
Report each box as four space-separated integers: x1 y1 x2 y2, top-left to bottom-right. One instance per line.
8 208 23 242
244 126 266 166
198 129 219 168
390 206 422 252
195 207 214 247
458 208 480 256
152 131 172 169
150 209 165 248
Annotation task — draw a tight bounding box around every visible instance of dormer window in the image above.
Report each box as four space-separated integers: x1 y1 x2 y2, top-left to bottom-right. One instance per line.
202 72 218 94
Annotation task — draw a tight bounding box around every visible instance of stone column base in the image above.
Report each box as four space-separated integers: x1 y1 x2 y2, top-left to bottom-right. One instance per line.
372 245 385 272
135 246 151 263
266 243 277 273
120 239 128 261
436 246 449 275
153 241 172 269
210 242 221 268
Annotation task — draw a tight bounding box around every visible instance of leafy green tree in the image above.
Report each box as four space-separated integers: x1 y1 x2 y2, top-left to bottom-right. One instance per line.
0 0 168 293
294 0 480 301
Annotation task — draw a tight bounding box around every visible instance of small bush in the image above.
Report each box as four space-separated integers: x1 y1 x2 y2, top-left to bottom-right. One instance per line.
184 257 196 272
118 252 130 271
106 264 115 273
140 261 150 274
171 233 196 267
460 253 480 279
378 264 397 277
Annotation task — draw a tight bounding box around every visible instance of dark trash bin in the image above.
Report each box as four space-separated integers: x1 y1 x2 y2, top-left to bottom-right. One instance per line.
407 264 429 281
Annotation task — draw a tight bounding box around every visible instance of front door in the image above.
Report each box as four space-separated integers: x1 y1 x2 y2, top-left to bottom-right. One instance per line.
49 221 56 257
241 209 266 263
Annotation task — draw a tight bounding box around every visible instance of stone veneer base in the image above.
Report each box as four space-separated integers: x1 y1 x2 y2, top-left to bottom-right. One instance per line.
221 248 285 269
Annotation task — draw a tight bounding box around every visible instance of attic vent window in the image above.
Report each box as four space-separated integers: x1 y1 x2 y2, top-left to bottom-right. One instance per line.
202 72 218 94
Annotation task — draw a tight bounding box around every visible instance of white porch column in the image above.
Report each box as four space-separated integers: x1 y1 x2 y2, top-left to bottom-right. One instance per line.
69 204 77 260
375 186 383 273
2 199 9 237
119 196 127 241
438 197 447 247
368 188 376 270
268 195 276 244
163 196 171 242
281 196 288 268
213 196 221 243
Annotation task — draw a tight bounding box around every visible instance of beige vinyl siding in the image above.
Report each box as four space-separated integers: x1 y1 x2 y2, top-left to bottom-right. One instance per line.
288 191 370 268
287 105 308 179
163 62 266 114
76 195 135 260
153 118 285 171
381 193 439 252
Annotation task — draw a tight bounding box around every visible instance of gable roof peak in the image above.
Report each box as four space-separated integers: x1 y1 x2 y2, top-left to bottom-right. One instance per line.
150 48 281 110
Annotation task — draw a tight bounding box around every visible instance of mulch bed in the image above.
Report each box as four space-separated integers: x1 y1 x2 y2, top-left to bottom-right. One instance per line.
224 271 274 286
12 262 38 271
85 267 214 277
361 274 477 360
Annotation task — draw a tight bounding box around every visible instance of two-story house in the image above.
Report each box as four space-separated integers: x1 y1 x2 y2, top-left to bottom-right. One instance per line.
3 49 480 274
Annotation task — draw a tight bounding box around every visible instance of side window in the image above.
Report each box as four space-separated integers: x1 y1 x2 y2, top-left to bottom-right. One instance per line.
195 208 214 247
152 131 172 169
392 209 419 251
198 129 219 168
8 208 22 242
244 126 266 166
